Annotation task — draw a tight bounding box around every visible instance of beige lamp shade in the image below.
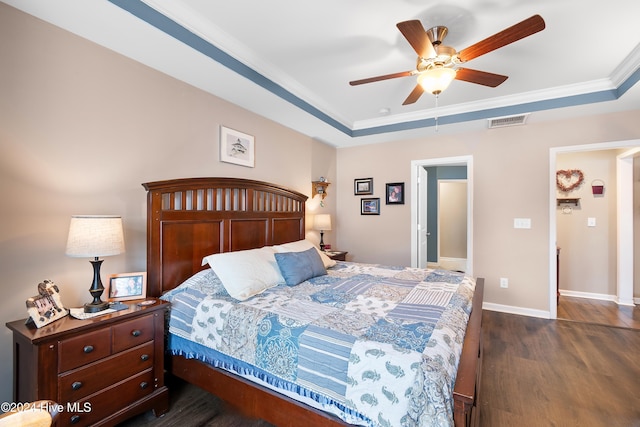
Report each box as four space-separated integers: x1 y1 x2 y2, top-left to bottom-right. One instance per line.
313 214 332 231
65 215 125 258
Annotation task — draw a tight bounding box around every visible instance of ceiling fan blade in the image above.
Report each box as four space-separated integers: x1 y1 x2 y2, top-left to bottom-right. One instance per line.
349 70 413 86
455 68 508 87
457 15 545 62
402 84 425 105
397 20 437 59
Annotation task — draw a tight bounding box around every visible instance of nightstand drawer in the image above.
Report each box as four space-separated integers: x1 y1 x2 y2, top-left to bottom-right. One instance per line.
58 341 154 402
63 369 155 427
58 328 112 373
112 314 154 352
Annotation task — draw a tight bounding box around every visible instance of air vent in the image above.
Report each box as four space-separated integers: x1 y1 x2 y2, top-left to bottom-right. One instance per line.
487 114 529 129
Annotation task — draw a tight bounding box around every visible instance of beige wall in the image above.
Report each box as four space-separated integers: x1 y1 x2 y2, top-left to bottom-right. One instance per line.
439 181 468 260
0 4 336 403
336 115 640 315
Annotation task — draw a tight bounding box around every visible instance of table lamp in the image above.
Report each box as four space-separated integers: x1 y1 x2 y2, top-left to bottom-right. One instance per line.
313 214 332 251
65 215 125 313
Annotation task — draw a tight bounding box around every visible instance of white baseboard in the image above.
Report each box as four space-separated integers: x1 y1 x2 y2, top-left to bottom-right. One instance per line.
559 289 616 301
482 302 551 319
483 292 639 320
560 289 637 307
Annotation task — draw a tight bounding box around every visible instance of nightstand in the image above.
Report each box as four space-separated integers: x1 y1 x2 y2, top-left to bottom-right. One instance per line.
6 299 169 427
324 251 348 261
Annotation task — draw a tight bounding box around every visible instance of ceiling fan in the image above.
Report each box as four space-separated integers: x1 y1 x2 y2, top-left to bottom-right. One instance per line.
349 15 545 105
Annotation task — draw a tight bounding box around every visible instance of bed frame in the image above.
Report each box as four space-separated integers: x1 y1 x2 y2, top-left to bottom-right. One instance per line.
143 177 483 427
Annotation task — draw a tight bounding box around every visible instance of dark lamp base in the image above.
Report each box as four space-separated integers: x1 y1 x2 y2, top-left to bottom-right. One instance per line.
84 301 110 313
85 258 110 313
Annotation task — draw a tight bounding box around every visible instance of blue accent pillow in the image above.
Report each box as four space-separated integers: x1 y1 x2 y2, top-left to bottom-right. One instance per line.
274 247 327 286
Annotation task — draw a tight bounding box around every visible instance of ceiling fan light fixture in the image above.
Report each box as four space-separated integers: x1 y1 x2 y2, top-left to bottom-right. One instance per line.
352 16 545 105
417 67 457 95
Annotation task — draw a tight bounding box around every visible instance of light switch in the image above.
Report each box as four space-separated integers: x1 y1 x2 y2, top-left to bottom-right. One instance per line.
588 217 596 227
514 218 532 229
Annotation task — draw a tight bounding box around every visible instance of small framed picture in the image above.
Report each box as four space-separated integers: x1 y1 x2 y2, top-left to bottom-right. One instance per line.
26 280 68 328
220 125 255 168
361 198 380 215
107 272 147 302
354 178 373 195
386 182 405 205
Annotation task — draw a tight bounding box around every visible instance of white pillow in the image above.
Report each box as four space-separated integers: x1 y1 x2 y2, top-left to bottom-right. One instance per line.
273 239 336 268
202 247 284 301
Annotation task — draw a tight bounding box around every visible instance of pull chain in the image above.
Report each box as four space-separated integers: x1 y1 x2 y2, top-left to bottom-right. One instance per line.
434 94 439 132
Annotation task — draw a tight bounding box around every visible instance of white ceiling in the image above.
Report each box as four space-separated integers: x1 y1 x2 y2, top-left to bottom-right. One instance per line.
5 0 640 147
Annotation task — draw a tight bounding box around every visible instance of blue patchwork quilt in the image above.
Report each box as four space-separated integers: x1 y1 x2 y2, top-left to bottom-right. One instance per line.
161 262 476 427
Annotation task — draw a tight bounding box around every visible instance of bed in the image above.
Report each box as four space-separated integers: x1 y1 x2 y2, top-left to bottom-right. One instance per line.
143 177 484 427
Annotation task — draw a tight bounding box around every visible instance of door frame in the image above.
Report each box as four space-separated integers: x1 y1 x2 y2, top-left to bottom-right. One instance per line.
549 139 639 319
411 156 474 276
418 166 429 268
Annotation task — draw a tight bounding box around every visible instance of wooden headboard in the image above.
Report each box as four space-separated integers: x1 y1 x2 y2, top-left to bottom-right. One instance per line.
142 178 308 297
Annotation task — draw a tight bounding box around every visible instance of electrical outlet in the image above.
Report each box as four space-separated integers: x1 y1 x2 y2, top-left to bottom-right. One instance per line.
500 278 509 288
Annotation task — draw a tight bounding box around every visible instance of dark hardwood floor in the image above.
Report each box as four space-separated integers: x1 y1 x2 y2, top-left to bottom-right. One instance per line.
480 310 640 427
120 307 640 427
119 376 274 427
558 295 640 329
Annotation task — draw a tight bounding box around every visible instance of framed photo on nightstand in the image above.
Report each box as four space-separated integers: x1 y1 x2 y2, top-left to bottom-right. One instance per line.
107 272 147 302
25 280 68 328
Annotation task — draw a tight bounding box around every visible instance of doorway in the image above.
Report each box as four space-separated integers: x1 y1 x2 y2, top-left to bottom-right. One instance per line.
411 156 474 276
438 180 468 271
549 140 639 320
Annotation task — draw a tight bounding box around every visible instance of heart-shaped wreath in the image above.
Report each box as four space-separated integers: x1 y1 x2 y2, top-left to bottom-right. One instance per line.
556 169 584 192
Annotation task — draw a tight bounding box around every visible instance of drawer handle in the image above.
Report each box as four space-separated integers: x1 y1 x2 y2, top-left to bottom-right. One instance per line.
131 329 142 337
71 381 83 390
140 381 149 390
141 354 150 362
70 415 81 424
83 345 94 353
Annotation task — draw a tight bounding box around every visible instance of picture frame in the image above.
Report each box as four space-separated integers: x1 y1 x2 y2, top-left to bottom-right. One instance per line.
354 178 373 195
26 280 68 328
107 272 147 302
386 182 405 205
220 125 255 168
361 198 380 215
